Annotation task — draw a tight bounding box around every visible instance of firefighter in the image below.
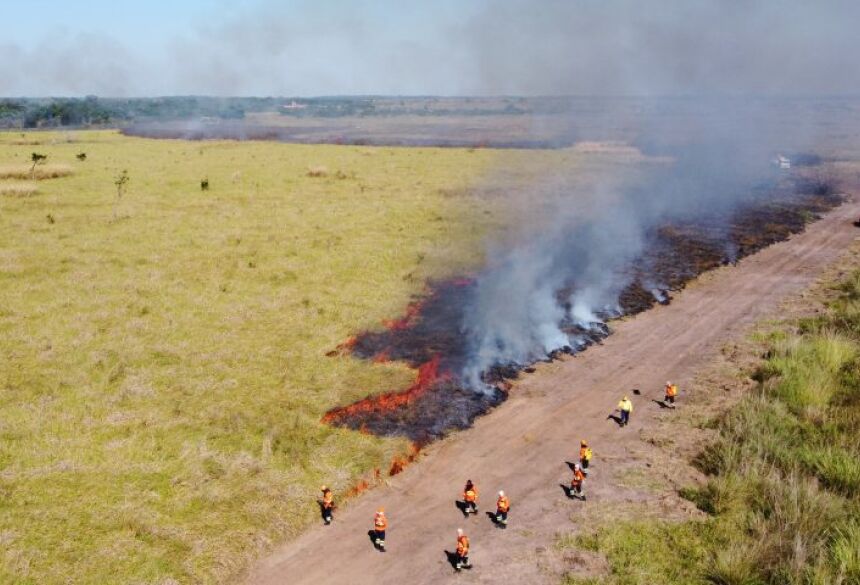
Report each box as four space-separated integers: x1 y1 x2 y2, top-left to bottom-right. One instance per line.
455 528 472 571
617 395 633 426
495 490 510 527
373 508 388 551
320 485 334 525
463 480 479 515
579 439 593 471
664 381 678 408
570 463 586 500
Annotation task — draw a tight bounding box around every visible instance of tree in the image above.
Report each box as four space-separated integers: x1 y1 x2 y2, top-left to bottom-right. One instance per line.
113 170 129 220
30 152 47 178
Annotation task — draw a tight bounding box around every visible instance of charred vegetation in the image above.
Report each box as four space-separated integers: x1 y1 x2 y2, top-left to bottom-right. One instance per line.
323 176 842 442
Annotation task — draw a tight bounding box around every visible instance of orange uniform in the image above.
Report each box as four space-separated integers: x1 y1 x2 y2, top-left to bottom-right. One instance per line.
496 495 510 513
464 485 478 503
665 383 678 398
572 467 585 488
320 487 334 524
374 512 388 531
456 535 470 556
463 480 479 514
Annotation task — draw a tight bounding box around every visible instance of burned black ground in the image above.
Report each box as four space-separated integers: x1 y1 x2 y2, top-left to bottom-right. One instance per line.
324 177 843 442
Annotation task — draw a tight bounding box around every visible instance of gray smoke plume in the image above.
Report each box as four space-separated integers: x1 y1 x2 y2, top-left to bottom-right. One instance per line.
462 193 646 388
453 1 859 390
459 96 836 390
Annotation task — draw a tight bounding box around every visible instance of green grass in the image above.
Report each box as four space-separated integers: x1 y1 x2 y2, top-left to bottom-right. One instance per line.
0 130 503 584
562 270 860 585
0 130 653 584
566 520 715 585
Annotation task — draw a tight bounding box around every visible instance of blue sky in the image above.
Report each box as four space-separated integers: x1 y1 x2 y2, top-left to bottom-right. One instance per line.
1 0 858 97
4 0 222 53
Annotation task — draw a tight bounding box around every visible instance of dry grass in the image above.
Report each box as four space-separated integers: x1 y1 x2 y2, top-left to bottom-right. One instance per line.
0 129 498 585
306 165 328 177
0 129 652 585
0 163 74 180
0 182 39 197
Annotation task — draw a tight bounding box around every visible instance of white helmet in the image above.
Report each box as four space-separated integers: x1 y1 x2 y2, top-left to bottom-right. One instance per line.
498 490 505 497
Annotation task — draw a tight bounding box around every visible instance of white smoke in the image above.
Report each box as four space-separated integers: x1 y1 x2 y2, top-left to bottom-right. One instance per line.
458 99 826 390
462 189 648 390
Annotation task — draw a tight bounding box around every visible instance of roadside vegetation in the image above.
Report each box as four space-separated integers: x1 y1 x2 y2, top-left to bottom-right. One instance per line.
563 271 860 585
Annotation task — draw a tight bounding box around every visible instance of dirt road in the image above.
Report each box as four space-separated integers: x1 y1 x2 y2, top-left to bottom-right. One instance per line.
247 197 860 585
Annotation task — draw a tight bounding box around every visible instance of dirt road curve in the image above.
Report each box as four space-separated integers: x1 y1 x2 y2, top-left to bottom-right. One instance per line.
247 197 860 585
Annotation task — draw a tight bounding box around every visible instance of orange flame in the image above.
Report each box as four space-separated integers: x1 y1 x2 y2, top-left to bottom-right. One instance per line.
345 479 370 498
321 355 447 424
388 443 421 476
326 335 357 357
381 300 424 331
372 350 391 364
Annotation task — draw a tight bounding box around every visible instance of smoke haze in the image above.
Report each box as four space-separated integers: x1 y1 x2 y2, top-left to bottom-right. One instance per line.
2 0 859 97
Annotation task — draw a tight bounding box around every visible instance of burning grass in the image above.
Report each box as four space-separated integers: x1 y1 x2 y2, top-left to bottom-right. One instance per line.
322 180 843 442
0 127 849 585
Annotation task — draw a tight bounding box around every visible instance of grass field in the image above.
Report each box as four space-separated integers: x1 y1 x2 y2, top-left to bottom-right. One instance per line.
0 130 500 584
0 130 648 584
562 270 860 585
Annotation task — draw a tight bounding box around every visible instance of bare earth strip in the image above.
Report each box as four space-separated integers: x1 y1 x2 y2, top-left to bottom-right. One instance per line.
247 196 860 585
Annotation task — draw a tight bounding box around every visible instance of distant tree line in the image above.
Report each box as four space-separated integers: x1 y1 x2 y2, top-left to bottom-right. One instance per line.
0 95 595 128
0 96 282 129
277 96 532 118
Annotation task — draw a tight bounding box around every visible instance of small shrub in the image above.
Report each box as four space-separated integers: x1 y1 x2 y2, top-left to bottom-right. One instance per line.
306 165 328 178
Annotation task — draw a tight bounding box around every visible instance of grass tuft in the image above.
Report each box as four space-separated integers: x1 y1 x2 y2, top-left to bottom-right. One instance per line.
306 165 328 177
0 164 74 180
0 182 39 197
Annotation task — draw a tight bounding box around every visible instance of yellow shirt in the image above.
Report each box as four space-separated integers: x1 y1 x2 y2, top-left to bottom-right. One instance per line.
618 399 633 412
